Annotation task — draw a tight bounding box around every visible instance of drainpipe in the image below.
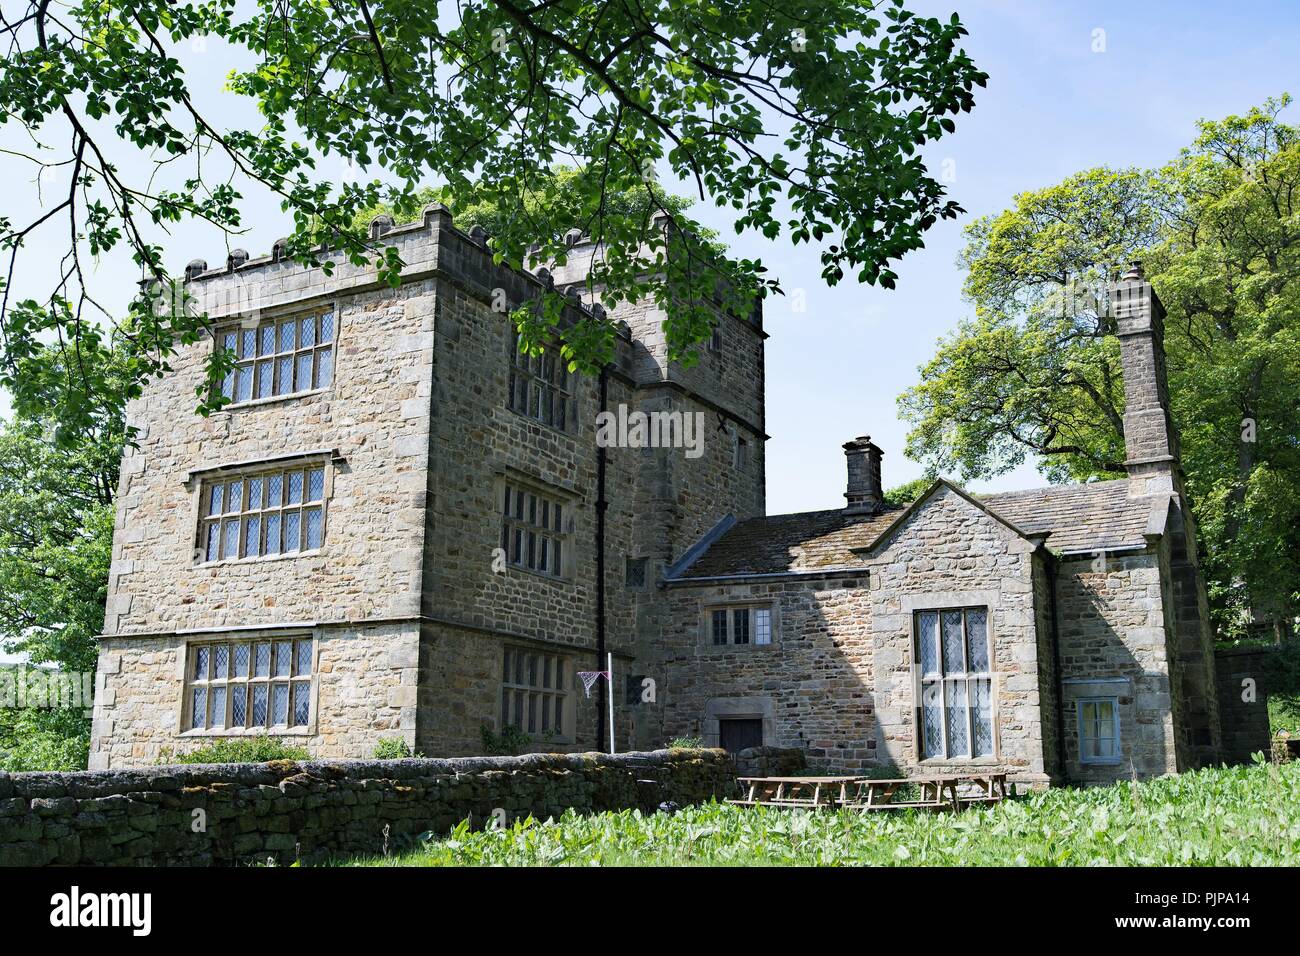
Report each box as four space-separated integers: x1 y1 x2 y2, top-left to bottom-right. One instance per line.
595 366 609 752
1046 552 1067 784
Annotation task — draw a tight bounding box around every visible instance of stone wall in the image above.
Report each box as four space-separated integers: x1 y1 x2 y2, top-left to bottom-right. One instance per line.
1054 549 1179 783
1214 645 1274 764
867 486 1049 786
658 485 1052 783
93 623 419 768
0 749 735 867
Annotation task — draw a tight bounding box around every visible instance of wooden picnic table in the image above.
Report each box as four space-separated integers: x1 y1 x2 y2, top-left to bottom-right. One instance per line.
729 771 1010 812
729 775 861 809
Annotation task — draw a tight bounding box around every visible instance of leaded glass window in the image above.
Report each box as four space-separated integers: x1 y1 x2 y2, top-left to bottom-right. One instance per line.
185 637 314 731
500 647 570 739
507 332 571 430
916 607 993 760
199 462 328 562
501 482 569 577
706 605 774 646
216 310 336 404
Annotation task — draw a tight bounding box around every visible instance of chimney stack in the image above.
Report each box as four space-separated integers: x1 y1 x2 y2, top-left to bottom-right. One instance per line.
844 436 884 514
1112 261 1180 496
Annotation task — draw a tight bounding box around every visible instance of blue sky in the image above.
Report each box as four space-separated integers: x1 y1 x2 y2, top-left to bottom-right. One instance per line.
2 0 1297 522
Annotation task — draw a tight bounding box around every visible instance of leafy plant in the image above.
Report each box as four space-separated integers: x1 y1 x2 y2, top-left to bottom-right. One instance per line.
339 760 1300 867
665 737 703 750
0 1 987 432
480 724 534 757
373 737 422 760
161 737 310 765
900 98 1300 637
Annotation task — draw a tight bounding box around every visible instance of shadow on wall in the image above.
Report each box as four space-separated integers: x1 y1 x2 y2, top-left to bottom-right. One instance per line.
1059 553 1171 785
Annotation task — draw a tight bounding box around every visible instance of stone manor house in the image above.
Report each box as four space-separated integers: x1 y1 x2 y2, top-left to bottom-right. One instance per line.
91 207 1235 786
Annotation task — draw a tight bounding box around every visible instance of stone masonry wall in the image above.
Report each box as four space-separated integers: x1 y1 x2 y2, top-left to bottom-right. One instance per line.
95 209 768 766
1214 645 1274 764
868 486 1050 786
0 749 735 867
1054 550 1179 783
93 623 419 768
660 572 876 774
659 486 1052 784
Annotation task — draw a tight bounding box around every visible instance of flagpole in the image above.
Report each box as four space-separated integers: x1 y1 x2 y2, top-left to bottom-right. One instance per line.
607 651 616 755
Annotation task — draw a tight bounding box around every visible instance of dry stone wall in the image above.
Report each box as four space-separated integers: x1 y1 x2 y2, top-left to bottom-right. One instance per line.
0 749 735 867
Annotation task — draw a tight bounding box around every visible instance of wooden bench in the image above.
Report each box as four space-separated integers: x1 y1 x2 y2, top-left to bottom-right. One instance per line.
729 772 1012 812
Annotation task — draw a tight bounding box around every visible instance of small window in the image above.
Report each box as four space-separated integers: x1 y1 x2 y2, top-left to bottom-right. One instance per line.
186 637 313 731
708 324 723 352
625 556 648 588
507 333 571 430
733 434 749 470
707 606 773 647
1078 697 1120 764
501 482 570 577
501 647 570 738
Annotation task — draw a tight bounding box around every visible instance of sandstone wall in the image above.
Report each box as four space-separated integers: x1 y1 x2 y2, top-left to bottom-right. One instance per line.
868 486 1049 785
93 623 419 768
1054 550 1179 782
660 572 876 774
0 749 735 867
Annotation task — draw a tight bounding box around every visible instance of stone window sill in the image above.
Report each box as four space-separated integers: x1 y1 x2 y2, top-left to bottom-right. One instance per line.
215 387 332 413
698 642 781 656
507 564 573 586
196 547 325 569
177 727 314 739
918 756 1003 767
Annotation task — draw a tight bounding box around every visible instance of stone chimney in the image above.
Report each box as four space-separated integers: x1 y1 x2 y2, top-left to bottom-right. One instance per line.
1113 261 1180 496
843 436 884 514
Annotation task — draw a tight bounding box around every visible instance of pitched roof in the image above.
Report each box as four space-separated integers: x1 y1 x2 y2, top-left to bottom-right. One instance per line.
672 506 903 579
979 479 1155 553
669 478 1159 581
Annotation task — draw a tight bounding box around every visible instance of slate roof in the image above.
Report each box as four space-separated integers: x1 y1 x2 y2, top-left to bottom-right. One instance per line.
670 479 1161 581
979 479 1155 554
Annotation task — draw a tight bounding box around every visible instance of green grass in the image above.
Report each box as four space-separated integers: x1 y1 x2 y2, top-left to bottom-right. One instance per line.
340 760 1300 866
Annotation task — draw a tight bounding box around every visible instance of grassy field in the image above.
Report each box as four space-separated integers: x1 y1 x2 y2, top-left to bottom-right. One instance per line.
341 759 1300 867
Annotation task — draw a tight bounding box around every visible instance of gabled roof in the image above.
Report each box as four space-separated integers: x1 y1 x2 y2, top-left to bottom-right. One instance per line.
667 477 1162 582
979 479 1157 554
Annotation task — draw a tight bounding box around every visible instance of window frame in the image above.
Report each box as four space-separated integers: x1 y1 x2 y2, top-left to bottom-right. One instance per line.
1076 696 1122 765
704 604 775 648
506 332 572 432
179 633 318 736
214 306 338 408
732 430 749 470
195 458 332 565
499 479 573 580
625 556 649 589
913 606 997 763
499 646 572 743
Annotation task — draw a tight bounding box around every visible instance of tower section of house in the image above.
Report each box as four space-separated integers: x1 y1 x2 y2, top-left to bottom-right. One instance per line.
89 208 765 768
